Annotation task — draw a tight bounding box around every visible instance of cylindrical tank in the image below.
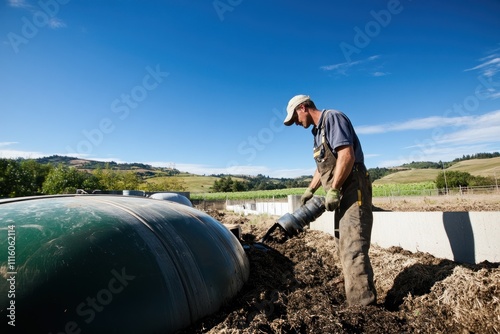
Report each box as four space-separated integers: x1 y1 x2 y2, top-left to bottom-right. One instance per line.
0 195 249 333
261 196 325 242
277 196 325 237
149 192 193 207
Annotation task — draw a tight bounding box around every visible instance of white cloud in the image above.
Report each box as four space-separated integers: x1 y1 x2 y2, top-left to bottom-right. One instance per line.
7 0 67 29
377 143 496 168
320 60 362 74
0 149 45 159
320 55 381 76
372 71 389 77
354 111 500 135
8 0 29 8
0 142 18 147
464 48 500 99
369 110 500 167
466 54 500 78
48 17 66 29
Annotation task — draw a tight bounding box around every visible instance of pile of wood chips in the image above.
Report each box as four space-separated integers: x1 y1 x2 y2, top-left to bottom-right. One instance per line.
179 203 499 334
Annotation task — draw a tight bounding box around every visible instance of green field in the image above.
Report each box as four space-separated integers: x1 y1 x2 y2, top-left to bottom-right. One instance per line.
145 174 217 193
190 188 311 201
146 174 247 193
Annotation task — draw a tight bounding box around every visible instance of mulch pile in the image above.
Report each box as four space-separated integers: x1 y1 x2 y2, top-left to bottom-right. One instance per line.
178 201 500 334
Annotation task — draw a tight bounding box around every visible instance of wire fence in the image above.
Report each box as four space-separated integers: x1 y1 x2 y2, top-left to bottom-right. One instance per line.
373 185 500 197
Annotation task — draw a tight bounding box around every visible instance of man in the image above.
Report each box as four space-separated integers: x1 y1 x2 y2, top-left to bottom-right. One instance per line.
283 94 377 306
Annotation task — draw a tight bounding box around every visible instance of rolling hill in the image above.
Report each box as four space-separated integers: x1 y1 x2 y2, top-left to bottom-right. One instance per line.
374 157 500 185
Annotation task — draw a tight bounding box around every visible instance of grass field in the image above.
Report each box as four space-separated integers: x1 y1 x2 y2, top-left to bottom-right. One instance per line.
374 157 500 184
446 156 500 177
373 169 439 185
146 174 247 193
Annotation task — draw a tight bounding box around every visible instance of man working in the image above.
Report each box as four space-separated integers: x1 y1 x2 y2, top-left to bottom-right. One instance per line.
283 94 377 306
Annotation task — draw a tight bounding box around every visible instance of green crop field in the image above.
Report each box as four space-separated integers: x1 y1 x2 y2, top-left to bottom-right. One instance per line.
190 188 319 201
372 182 437 197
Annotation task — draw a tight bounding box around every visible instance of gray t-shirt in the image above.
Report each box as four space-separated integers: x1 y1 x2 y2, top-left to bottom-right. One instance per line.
312 109 364 163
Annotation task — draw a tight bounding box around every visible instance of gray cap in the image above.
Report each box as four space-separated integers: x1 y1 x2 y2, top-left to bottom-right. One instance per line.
284 95 310 126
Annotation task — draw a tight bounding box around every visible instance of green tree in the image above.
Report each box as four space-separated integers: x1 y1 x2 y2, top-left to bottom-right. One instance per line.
139 177 186 192
212 176 234 192
121 171 141 190
436 171 471 189
19 159 51 195
82 173 102 191
0 159 21 197
42 164 87 194
92 164 121 190
468 175 495 186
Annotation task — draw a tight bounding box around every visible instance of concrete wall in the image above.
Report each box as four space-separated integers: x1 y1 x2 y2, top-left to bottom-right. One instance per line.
226 201 289 216
226 195 500 264
309 210 500 264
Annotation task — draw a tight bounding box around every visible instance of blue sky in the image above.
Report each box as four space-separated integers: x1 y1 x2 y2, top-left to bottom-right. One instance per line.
1 0 499 178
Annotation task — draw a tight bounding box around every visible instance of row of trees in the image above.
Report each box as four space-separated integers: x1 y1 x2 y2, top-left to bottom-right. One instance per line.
0 159 186 198
211 174 310 193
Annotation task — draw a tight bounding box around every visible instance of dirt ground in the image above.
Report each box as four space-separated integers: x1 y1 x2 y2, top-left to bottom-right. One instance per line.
179 195 500 334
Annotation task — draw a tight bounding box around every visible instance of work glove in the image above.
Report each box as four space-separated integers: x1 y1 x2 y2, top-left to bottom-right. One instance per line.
325 189 340 211
300 187 315 205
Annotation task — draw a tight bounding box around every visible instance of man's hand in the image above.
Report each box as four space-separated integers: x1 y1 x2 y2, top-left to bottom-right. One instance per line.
301 187 315 205
325 189 340 211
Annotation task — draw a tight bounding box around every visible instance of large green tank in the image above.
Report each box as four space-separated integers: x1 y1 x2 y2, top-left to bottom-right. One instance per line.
0 195 249 333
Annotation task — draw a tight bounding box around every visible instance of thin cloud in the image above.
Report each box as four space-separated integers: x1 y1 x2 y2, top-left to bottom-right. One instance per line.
378 143 496 168
465 53 500 78
320 60 362 73
0 142 18 147
7 0 67 29
8 0 29 8
464 48 500 99
372 71 389 77
372 110 500 167
49 18 66 29
320 55 381 76
356 115 475 135
0 149 44 159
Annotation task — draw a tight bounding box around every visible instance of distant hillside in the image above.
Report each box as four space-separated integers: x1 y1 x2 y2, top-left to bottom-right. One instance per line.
30 155 309 193
447 156 500 178
34 155 179 177
374 157 500 185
